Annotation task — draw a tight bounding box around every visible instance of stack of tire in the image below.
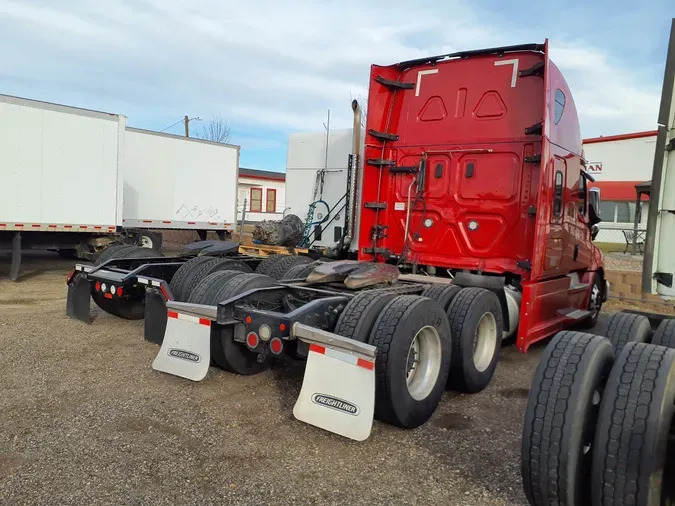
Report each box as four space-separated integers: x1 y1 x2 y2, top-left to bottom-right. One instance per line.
521 312 675 506
91 244 163 319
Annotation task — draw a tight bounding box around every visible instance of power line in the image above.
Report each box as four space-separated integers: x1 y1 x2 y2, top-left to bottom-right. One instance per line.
159 118 185 133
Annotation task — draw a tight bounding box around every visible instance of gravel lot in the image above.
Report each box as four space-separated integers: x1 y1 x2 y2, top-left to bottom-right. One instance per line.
1 253 556 506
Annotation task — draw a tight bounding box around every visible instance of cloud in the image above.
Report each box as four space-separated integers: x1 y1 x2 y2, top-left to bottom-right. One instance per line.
0 0 667 146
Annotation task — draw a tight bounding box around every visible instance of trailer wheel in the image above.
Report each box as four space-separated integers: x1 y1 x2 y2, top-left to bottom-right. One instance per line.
93 244 136 266
169 256 217 301
139 230 161 250
208 273 279 375
421 283 462 311
446 287 503 393
369 295 452 429
334 291 397 342
268 255 313 281
521 331 613 506
603 312 651 355
255 254 284 276
651 318 675 348
592 342 675 506
182 258 252 301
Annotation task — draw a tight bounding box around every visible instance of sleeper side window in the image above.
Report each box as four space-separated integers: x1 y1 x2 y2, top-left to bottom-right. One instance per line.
554 171 564 216
554 89 565 124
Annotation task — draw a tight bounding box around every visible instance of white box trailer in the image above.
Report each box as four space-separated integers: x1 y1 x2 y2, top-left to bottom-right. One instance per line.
285 127 365 250
0 94 239 280
0 94 125 279
122 128 238 248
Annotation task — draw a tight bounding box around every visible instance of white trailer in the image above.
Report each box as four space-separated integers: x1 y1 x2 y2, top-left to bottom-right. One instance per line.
0 94 125 280
285 119 365 252
122 128 238 249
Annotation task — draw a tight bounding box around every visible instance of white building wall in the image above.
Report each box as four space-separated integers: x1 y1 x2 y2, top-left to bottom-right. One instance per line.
237 176 286 222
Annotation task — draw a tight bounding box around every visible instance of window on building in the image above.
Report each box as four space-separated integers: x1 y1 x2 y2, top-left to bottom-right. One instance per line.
554 89 565 124
554 170 564 216
250 188 263 212
266 189 277 213
598 200 639 224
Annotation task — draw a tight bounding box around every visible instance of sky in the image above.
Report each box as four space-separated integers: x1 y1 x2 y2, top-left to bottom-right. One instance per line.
0 0 673 172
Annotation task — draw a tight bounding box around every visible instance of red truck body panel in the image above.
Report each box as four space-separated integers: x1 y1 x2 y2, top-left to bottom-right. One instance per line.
358 42 604 351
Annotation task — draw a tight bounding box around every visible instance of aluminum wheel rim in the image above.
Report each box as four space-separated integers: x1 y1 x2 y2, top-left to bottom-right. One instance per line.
406 325 442 401
140 236 153 249
590 284 601 319
473 312 497 372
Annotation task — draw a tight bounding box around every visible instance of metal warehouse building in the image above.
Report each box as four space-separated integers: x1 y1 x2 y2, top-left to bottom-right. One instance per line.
582 130 656 248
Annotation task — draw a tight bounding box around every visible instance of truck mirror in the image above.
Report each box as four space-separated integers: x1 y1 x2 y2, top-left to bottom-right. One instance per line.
589 188 602 226
591 224 600 240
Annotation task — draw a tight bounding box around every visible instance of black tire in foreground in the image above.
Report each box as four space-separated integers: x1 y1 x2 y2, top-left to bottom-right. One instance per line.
521 331 614 506
651 318 675 348
267 255 313 281
446 287 504 393
603 312 651 355
181 258 252 302
592 342 675 506
334 291 397 342
93 244 136 266
421 283 462 311
369 295 452 429
169 256 215 301
255 254 284 276
196 273 279 375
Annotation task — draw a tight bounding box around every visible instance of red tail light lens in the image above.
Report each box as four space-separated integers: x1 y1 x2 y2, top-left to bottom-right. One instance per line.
95 281 101 291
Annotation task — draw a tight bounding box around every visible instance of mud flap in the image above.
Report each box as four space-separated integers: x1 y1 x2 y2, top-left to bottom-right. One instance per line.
144 288 168 345
151 310 212 381
292 323 377 441
66 273 92 323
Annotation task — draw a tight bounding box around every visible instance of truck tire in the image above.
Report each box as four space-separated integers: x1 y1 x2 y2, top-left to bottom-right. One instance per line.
267 255 313 280
139 230 162 250
122 246 163 259
182 258 252 302
421 283 461 311
334 291 397 342
592 342 675 506
651 318 675 348
521 331 614 506
169 256 216 301
208 273 279 375
281 262 313 281
93 244 136 266
187 270 249 305
603 312 651 355
446 287 504 393
369 295 452 429
255 254 284 276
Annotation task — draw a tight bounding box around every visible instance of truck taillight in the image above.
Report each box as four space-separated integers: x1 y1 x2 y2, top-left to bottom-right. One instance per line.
246 332 260 350
269 337 283 355
116 287 123 296
95 281 101 291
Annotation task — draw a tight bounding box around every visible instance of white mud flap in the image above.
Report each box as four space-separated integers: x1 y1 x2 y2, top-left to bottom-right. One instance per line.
151 307 213 382
292 323 376 441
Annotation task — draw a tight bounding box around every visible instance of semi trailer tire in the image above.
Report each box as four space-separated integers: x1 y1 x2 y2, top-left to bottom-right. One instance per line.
521 331 614 506
592 342 675 506
267 255 313 281
206 273 279 375
334 291 397 342
651 318 675 348
369 295 452 429
255 254 284 276
421 283 461 311
603 312 651 355
169 256 216 301
446 287 503 393
139 230 162 250
182 258 252 302
186 270 249 305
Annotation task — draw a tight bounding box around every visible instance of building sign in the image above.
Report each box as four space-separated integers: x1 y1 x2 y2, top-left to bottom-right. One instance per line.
586 162 603 173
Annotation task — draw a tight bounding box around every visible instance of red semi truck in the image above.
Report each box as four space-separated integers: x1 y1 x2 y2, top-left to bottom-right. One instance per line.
67 40 606 441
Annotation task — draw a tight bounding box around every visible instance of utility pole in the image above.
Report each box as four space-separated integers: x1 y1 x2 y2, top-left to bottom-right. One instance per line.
184 115 189 137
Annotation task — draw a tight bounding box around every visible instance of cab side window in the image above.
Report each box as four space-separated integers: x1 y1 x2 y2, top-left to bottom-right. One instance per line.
554 171 564 216
554 89 565 124
578 173 587 215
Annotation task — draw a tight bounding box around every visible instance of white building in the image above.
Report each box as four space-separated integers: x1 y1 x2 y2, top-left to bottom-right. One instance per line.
582 131 656 245
237 168 286 222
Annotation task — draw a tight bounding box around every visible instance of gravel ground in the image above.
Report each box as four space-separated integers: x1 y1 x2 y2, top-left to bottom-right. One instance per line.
0 252 596 506
604 253 643 272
